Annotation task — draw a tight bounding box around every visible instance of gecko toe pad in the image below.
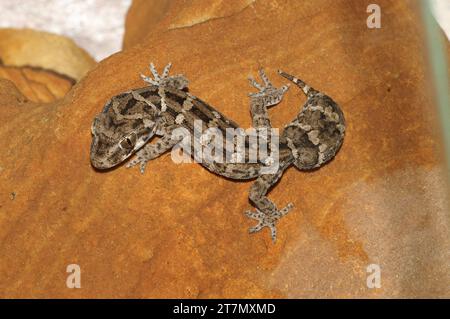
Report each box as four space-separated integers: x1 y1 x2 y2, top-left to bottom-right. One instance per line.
245 203 293 242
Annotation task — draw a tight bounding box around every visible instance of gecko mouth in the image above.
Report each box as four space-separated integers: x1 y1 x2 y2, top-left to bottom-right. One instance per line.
90 151 113 170
90 151 126 170
90 150 114 169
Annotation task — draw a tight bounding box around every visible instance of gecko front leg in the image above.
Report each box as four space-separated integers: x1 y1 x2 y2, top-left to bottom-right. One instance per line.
126 124 181 173
141 62 189 91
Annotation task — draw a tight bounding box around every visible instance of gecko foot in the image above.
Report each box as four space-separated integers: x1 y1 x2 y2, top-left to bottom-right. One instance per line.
245 203 294 242
141 62 189 90
126 156 148 174
248 68 290 107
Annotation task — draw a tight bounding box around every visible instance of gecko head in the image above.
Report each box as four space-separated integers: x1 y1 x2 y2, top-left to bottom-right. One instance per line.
90 110 156 170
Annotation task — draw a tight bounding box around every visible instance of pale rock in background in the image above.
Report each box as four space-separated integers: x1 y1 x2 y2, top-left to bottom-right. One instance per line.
0 0 132 61
431 0 450 40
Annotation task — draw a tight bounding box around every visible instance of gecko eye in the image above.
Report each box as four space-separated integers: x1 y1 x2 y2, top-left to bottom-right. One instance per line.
119 132 137 150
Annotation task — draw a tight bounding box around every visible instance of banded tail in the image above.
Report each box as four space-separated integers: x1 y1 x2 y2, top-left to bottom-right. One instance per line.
278 70 317 97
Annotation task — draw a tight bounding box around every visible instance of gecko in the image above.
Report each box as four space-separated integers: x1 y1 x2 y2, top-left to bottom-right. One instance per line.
90 63 345 242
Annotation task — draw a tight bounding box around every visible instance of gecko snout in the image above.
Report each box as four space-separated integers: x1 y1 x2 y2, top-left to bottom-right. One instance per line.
90 137 117 170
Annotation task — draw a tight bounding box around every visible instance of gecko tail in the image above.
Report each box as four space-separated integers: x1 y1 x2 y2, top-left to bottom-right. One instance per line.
278 70 317 97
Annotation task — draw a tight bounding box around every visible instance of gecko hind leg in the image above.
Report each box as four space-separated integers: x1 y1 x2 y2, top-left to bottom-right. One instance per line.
141 62 189 90
248 68 290 129
246 169 294 242
248 68 290 106
246 204 293 242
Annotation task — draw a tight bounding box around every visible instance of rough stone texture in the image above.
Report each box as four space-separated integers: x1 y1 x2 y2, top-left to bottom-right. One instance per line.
0 0 449 298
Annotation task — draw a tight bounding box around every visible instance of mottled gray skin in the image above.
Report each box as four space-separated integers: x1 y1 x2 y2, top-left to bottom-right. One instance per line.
90 63 345 242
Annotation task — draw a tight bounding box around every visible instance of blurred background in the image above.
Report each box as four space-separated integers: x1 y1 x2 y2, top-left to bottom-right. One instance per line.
431 0 450 40
0 0 132 61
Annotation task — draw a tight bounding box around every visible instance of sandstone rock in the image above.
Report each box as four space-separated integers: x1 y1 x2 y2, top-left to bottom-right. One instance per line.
0 28 96 81
0 0 449 298
0 78 27 105
0 66 73 103
123 0 255 48
123 0 171 49
0 28 95 103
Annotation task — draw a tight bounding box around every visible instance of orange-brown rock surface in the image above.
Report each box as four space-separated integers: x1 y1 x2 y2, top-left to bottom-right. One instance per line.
0 66 73 103
1 0 449 298
0 29 96 103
